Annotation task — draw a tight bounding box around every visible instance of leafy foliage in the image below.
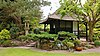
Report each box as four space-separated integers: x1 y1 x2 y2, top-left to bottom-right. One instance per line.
66 42 74 48
58 31 77 40
10 27 20 35
0 29 10 40
34 28 40 34
18 35 29 41
94 40 100 46
0 0 50 30
18 32 58 42
27 34 38 41
58 0 100 41
74 39 81 46
0 29 12 47
93 32 100 41
58 31 80 50
1 40 12 47
58 31 67 36
36 33 58 40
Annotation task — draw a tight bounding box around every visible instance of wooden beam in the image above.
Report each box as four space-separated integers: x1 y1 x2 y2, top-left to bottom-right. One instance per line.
85 22 88 41
78 21 80 39
44 24 46 31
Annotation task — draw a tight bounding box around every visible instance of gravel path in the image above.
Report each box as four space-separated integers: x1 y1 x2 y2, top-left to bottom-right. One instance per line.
31 47 100 53
75 47 100 53
0 47 100 53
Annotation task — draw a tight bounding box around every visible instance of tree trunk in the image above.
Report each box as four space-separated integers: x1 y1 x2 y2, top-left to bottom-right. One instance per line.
13 15 22 29
88 22 94 42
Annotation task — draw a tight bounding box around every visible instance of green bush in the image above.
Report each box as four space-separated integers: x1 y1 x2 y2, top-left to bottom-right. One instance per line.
18 34 39 41
60 32 80 49
58 31 77 40
93 33 100 41
35 34 58 40
74 39 81 46
34 28 40 34
18 35 28 41
1 40 12 47
94 40 100 46
10 27 19 38
27 34 38 41
67 42 74 48
40 32 48 34
58 31 67 37
0 29 10 40
10 27 19 35
93 37 99 42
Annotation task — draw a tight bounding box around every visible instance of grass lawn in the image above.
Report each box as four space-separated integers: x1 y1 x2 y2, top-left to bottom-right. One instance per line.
0 48 100 56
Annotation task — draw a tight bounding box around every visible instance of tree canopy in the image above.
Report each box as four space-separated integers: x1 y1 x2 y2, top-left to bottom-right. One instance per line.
58 0 100 41
0 0 50 30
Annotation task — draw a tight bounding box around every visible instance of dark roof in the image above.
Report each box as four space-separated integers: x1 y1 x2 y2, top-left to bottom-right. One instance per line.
49 13 78 21
40 13 79 24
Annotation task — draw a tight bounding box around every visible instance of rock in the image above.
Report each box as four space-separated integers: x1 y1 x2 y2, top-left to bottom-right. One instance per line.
26 42 36 47
80 42 88 47
82 47 88 50
90 42 95 45
85 45 95 49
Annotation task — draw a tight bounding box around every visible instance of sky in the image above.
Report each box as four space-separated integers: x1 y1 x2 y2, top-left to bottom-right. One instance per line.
41 0 86 19
41 0 60 19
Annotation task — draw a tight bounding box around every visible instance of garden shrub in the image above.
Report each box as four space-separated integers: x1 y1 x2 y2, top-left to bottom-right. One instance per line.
58 31 77 40
0 29 10 40
62 40 74 51
93 37 99 42
94 40 100 46
34 28 40 34
40 32 48 34
32 32 58 49
58 31 81 50
74 39 81 46
58 31 67 37
18 34 39 41
30 32 58 40
93 33 100 41
2 40 12 47
10 27 20 38
61 32 77 43
27 34 38 41
0 29 12 47
85 44 95 49
66 42 74 48
18 35 28 41
62 39 75 47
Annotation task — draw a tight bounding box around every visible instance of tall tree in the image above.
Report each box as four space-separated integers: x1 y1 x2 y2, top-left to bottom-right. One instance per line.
58 0 100 41
0 0 50 29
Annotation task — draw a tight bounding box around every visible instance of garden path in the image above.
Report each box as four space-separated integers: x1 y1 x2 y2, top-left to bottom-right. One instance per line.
0 47 100 54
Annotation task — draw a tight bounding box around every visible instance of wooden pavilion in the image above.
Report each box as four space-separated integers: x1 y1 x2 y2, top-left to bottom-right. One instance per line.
40 13 80 39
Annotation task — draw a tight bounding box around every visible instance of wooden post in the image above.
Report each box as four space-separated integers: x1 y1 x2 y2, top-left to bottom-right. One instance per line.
85 22 88 41
77 21 80 39
44 24 46 31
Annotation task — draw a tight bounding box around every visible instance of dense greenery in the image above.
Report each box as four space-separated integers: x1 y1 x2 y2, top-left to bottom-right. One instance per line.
94 21 100 33
58 31 80 50
0 29 10 40
58 31 77 38
58 0 100 41
94 40 100 46
18 32 58 42
0 0 50 31
17 31 81 50
0 29 12 47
